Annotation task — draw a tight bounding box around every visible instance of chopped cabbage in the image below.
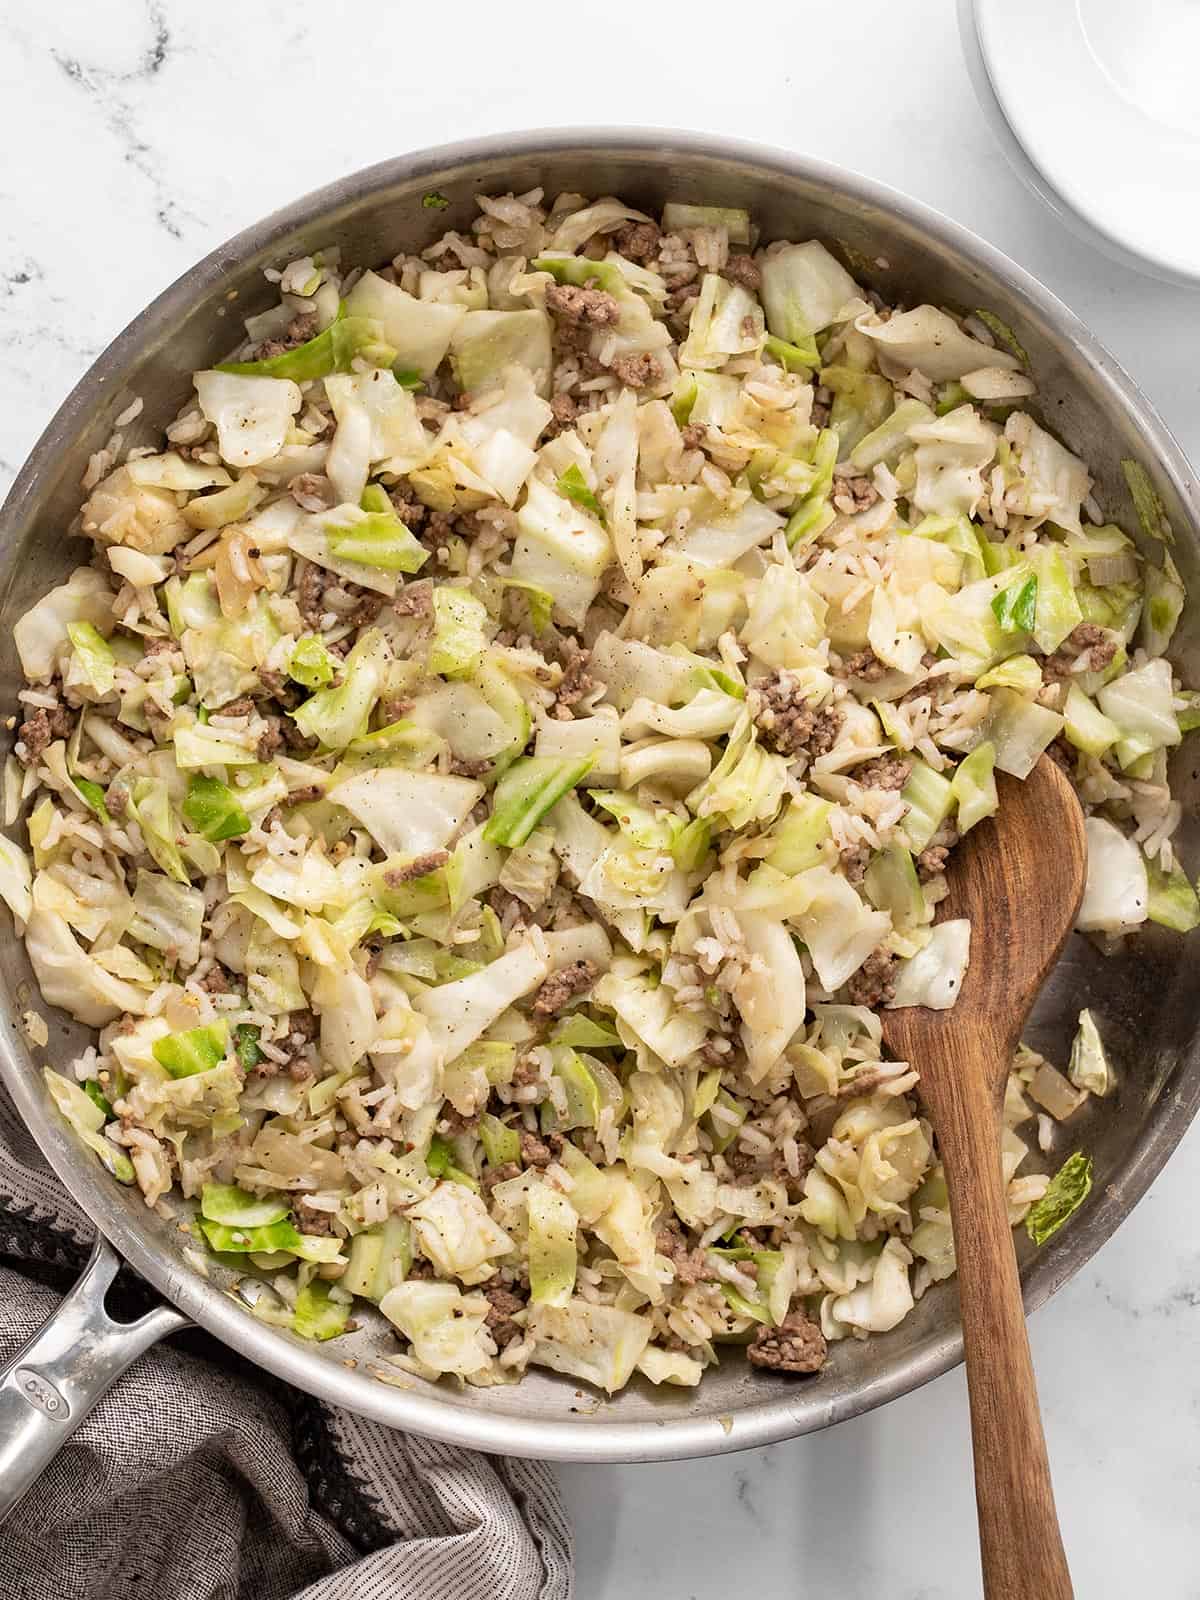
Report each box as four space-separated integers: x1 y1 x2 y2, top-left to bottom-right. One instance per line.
527 1298 651 1393
1076 818 1148 934
193 371 302 468
888 920 971 1010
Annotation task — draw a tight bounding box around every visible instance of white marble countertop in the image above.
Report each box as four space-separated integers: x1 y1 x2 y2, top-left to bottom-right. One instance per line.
2 2 1198 1595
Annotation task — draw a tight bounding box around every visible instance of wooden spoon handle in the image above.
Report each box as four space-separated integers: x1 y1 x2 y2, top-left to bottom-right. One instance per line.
937 1073 1073 1600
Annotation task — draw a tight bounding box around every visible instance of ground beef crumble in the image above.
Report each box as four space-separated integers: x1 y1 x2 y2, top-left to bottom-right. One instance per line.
612 220 661 262
610 352 662 390
551 640 596 719
916 843 950 881
482 1160 521 1193
17 704 75 763
840 842 871 884
839 647 889 682
297 561 327 629
1041 621 1118 681
531 959 597 1016
845 947 898 1008
831 474 880 516
723 254 761 291
519 1129 562 1169
746 1309 827 1374
656 1223 715 1286
544 282 621 327
383 850 450 886
483 1283 528 1347
750 672 841 759
852 756 912 791
546 392 578 436
252 312 317 361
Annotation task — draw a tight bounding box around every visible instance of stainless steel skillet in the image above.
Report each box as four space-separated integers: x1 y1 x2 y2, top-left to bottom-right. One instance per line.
1 129 1197 1512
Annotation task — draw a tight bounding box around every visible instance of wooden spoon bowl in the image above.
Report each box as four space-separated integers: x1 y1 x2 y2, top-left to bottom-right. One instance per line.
882 754 1087 1600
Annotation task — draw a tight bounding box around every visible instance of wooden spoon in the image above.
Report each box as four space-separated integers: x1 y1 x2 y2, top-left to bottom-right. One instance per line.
882 754 1086 1600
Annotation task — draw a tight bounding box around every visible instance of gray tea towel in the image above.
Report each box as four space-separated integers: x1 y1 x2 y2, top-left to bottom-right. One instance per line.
0 1086 573 1600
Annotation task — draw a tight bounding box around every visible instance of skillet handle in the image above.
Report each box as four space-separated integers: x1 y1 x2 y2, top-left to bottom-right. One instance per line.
0 1234 189 1526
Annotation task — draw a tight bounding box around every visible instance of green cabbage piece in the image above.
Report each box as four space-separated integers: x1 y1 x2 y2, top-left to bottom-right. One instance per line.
1145 857 1200 933
528 1182 579 1308
486 755 595 848
343 1216 413 1301
760 241 861 342
479 1112 521 1168
429 586 488 677
67 621 116 695
234 1023 264 1071
1026 1152 1092 1246
687 716 787 832
950 741 998 833
182 774 251 841
1121 458 1173 545
293 1279 349 1342
991 574 1037 634
44 1067 135 1184
289 635 338 689
1140 554 1185 657
200 1183 289 1227
1068 1009 1112 1096
557 463 606 523
292 629 388 749
899 759 954 853
153 1020 228 1079
217 309 394 381
325 507 429 573
985 689 1064 780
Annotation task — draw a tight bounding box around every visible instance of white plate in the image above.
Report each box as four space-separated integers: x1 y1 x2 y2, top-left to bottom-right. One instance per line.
964 0 1200 285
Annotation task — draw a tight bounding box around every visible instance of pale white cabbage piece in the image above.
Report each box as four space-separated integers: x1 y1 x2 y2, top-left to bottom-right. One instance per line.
855 306 1021 382
450 308 553 396
907 406 998 518
888 920 971 1011
326 370 431 477
413 940 548 1064
527 1298 652 1393
329 769 483 856
829 1237 914 1334
193 371 303 468
312 962 377 1072
734 912 808 1080
0 836 34 928
793 868 891 992
637 1346 704 1386
379 1280 493 1376
535 708 621 779
14 568 114 683
671 498 783 569
452 365 553 505
593 962 709 1069
24 907 151 1027
592 388 641 586
408 1184 514 1285
128 871 204 969
760 241 863 340
1004 412 1091 536
510 477 612 627
1068 1008 1113 1096
82 467 189 556
741 559 828 667
1076 818 1148 934
344 270 467 377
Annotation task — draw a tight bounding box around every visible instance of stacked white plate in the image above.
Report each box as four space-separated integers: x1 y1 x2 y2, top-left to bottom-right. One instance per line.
960 0 1200 285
